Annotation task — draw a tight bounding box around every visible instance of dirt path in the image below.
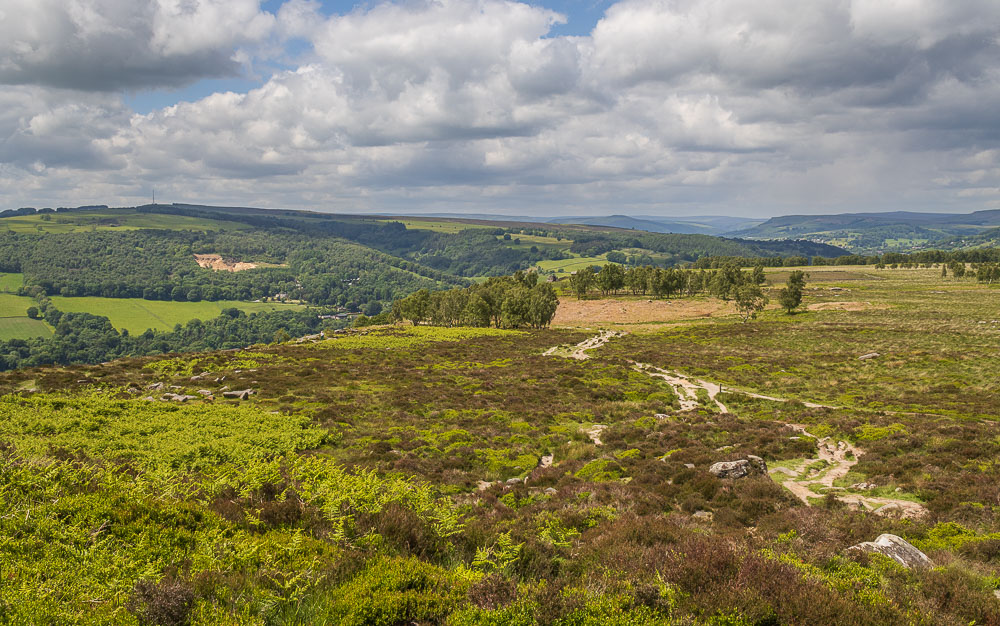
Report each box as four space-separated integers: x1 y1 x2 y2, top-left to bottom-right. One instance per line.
633 362 728 413
775 425 927 518
544 330 627 360
543 337 928 516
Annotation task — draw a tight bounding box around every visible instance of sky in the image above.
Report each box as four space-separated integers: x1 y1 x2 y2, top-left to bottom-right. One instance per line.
1 0 999 218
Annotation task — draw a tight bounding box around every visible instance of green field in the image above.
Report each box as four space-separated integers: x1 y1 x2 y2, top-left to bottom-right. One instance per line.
0 210 248 233
0 293 51 340
379 218 494 233
0 273 23 292
535 253 610 275
49 297 306 333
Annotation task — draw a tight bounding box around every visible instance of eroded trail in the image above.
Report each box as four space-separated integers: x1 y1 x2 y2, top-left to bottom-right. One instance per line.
544 335 928 517
776 425 927 518
633 362 729 413
544 330 627 360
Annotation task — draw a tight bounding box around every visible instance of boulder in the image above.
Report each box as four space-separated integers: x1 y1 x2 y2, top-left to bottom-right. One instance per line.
709 455 768 479
847 534 933 569
222 389 254 400
858 352 880 360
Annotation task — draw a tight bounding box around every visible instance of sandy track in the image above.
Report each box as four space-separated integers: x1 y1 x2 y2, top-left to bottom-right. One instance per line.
777 425 927 518
544 330 627 360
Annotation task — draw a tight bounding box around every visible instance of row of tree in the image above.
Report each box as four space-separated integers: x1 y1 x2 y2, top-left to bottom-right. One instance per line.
391 272 559 329
567 263 768 301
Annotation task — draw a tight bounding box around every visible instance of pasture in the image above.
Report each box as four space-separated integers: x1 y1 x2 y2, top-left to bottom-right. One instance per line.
49 296 307 333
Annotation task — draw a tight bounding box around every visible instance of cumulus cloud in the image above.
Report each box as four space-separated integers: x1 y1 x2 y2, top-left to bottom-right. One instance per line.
0 0 274 90
2 0 1000 216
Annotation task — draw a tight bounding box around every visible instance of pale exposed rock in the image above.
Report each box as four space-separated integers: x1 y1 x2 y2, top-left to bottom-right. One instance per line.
692 510 713 522
538 454 554 469
146 382 164 390
847 534 933 569
858 352 880 360
709 455 767 479
544 488 558 495
162 393 197 402
196 389 213 396
506 477 522 485
222 389 254 400
874 503 905 517
684 463 696 469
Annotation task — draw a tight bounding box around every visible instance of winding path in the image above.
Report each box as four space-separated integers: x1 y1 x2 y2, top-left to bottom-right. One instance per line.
544 331 927 517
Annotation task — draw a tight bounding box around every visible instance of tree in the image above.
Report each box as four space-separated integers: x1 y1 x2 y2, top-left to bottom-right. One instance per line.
526 284 559 328
25 306 39 319
569 268 595 300
596 263 624 295
777 270 807 314
735 283 768 323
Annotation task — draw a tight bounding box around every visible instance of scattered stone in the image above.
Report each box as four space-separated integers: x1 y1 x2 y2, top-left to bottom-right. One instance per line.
538 454 554 469
847 534 933 569
142 396 154 401
219 385 230 391
874 503 904 517
477 480 494 491
851 482 877 490
684 463 696 469
169 385 183 390
126 387 140 394
544 488 558 495
162 393 197 402
654 413 670 419
222 389 255 400
506 477 522 485
858 352 880 360
196 389 213 396
692 510 713 522
709 455 768 479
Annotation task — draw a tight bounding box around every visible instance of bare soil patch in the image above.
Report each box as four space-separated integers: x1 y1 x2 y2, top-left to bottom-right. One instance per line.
194 254 261 272
552 297 735 326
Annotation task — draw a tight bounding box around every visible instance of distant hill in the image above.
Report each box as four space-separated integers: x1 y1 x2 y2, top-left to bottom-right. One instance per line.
729 209 1000 253
546 214 765 235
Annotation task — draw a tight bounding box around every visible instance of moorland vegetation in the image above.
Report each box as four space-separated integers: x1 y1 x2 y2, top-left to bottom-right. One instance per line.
0 266 999 624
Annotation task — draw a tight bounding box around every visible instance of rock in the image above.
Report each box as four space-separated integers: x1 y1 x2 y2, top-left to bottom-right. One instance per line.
196 389 213 396
222 389 254 400
538 454 554 469
162 393 197 402
709 455 768 479
851 482 877 490
858 352 880 360
476 480 494 491
654 413 670 419
874 503 904 517
506 477 522 485
169 385 182 390
544 488 558 495
684 463 696 469
847 534 933 569
692 510 713 522
146 382 164 390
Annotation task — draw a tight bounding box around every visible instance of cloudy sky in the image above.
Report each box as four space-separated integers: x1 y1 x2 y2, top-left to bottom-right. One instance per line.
2 0 999 217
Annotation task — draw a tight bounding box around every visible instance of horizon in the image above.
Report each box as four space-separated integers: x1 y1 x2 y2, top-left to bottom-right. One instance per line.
2 0 999 217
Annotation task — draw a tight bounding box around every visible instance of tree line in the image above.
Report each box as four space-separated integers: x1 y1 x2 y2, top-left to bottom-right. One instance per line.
389 271 559 329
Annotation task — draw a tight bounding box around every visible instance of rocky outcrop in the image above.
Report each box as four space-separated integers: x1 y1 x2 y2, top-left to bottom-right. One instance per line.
222 389 255 400
847 534 933 569
709 455 767 479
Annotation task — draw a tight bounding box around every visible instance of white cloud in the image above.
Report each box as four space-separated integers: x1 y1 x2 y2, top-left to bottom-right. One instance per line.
0 0 274 90
1 0 1000 216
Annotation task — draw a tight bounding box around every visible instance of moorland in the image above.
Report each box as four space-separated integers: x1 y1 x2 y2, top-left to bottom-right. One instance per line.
2 263 999 624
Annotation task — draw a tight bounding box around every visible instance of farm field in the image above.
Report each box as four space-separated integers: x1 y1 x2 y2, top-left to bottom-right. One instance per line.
0 272 23 292
49 296 307 333
535 253 609 275
378 218 495 233
1 269 1000 623
0 293 52 340
0 210 249 233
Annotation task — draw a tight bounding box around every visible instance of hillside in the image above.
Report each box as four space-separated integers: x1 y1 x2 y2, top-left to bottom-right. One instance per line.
730 209 1000 253
2 267 1000 623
